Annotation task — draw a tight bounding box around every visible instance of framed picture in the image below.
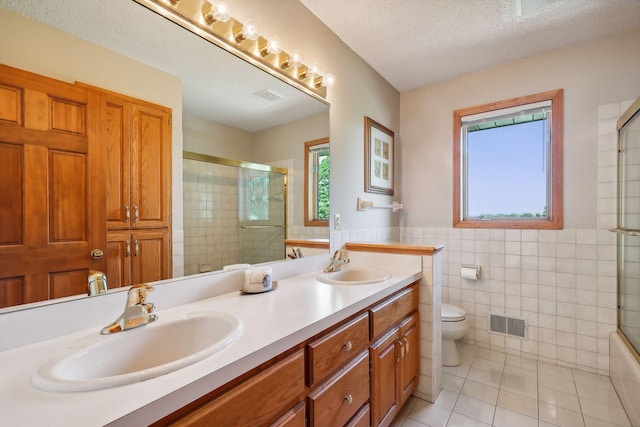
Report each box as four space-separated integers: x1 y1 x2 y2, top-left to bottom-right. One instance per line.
364 116 394 195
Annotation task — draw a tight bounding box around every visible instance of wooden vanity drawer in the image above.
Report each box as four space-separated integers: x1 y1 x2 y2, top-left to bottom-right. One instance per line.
370 284 418 340
308 351 369 427
170 349 305 427
307 312 369 386
345 403 370 427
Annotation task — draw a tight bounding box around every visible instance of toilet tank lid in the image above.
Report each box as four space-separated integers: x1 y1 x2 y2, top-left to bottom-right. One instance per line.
441 303 466 321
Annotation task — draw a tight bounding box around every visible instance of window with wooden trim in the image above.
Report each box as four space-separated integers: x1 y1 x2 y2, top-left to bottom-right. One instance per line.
304 137 330 226
453 89 563 229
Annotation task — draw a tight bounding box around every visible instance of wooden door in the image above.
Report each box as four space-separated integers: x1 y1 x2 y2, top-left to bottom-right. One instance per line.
369 327 400 427
104 93 131 230
106 231 132 288
131 229 171 285
0 64 106 308
130 103 171 229
398 313 419 406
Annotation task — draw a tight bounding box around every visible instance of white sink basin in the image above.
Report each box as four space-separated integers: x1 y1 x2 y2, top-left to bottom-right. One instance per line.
32 311 242 392
317 268 391 285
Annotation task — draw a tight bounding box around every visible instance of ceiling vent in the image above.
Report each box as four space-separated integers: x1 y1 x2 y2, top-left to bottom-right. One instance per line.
253 89 283 102
516 0 562 16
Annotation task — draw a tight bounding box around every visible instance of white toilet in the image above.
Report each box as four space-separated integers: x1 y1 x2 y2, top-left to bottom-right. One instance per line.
441 303 469 367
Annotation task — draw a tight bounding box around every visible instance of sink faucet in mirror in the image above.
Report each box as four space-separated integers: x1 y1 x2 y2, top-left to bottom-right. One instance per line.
101 284 158 334
324 249 350 272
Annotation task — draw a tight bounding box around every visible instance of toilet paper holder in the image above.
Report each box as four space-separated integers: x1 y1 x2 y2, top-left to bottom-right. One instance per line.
460 264 481 280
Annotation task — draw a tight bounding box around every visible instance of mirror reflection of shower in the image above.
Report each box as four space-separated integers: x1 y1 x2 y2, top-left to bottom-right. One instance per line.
183 153 287 275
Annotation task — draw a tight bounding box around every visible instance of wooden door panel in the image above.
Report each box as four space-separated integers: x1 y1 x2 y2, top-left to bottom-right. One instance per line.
107 231 131 289
0 276 25 308
0 84 22 124
105 96 130 230
0 143 23 245
399 314 419 405
370 328 400 427
132 230 170 285
50 269 88 299
0 64 106 308
50 98 86 134
131 104 170 228
49 150 87 242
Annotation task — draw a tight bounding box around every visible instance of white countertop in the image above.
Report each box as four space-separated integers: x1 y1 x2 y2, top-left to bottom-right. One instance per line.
0 260 421 426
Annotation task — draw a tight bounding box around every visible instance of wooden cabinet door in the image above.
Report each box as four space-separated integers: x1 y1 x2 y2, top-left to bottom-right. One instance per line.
370 327 400 427
131 229 171 285
130 103 171 229
106 231 132 288
398 313 419 406
104 93 131 230
0 64 106 308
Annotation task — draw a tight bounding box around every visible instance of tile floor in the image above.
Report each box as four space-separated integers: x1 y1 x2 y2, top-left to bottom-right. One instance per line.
392 343 631 427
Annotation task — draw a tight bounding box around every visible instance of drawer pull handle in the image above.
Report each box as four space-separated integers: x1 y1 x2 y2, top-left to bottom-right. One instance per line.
397 339 405 361
343 340 353 352
403 336 410 354
344 394 353 405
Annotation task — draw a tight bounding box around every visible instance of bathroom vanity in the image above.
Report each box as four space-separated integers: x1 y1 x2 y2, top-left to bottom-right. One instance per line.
0 247 442 426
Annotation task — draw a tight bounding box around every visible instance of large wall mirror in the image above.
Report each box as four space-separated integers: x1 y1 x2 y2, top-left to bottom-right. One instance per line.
0 0 329 311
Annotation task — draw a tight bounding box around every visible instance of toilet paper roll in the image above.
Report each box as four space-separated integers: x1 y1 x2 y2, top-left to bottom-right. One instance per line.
244 267 273 293
460 265 480 280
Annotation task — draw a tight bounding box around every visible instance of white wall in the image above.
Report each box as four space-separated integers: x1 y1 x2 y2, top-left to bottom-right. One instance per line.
398 29 640 373
229 0 401 236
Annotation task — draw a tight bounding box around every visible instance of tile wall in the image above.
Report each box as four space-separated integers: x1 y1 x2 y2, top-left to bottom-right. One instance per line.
182 159 239 275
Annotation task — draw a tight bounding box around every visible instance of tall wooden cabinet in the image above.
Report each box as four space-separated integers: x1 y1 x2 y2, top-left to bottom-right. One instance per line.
100 90 172 288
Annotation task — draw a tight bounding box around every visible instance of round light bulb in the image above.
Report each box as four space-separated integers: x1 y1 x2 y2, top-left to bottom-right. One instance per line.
309 63 322 78
265 36 282 55
213 1 230 22
241 20 260 41
323 73 336 88
290 51 304 68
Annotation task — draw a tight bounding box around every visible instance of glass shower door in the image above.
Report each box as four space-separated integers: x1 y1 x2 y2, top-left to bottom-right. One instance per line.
615 100 640 354
237 168 286 265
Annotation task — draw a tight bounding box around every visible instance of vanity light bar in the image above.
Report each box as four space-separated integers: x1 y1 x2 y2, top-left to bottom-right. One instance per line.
146 0 334 100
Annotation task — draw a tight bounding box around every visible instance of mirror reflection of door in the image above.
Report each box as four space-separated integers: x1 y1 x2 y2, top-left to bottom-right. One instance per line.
0 65 106 308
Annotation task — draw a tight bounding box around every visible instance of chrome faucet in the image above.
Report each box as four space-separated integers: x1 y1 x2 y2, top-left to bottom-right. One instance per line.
101 284 158 334
324 249 350 272
87 270 108 296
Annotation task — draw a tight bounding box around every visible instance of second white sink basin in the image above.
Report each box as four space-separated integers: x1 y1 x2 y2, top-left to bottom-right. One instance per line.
32 311 242 392
317 268 391 285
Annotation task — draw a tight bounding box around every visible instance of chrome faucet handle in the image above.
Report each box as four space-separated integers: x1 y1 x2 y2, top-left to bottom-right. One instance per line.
101 284 157 334
126 283 154 308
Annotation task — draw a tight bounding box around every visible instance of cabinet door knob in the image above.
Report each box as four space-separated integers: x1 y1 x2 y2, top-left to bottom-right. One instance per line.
133 205 139 222
125 240 131 257
344 394 353 405
403 336 410 354
343 340 353 352
124 205 130 222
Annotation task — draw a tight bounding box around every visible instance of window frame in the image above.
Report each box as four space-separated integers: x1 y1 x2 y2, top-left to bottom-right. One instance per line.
453 89 563 229
304 137 330 227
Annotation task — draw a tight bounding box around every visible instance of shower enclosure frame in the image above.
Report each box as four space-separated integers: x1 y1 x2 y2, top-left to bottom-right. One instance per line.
183 151 288 274
611 96 640 364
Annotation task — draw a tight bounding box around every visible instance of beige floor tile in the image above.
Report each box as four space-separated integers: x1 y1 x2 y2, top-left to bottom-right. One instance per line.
497 389 538 418
466 366 502 388
447 412 491 426
493 407 538 427
408 399 452 427
443 372 465 393
435 389 460 410
538 385 581 412
538 372 578 394
539 401 585 427
453 395 496 425
579 397 631 427
460 379 499 405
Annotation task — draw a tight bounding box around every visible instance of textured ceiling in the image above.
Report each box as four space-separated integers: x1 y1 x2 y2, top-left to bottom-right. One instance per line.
300 0 640 91
0 0 328 132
